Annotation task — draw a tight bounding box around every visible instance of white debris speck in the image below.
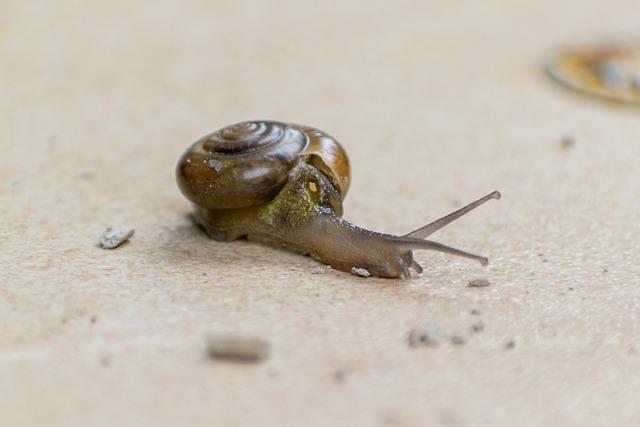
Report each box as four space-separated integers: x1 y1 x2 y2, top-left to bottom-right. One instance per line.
208 159 223 172
467 278 490 288
350 267 371 278
98 226 135 249
311 265 329 274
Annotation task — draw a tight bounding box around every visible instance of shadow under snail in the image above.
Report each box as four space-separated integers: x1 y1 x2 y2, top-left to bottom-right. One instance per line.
176 120 500 279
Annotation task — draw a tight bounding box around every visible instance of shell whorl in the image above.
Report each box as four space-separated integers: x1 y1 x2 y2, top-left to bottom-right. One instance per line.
176 120 350 210
204 121 291 154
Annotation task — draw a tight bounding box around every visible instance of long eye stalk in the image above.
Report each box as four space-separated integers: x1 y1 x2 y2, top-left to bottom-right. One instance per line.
405 191 501 239
400 191 501 265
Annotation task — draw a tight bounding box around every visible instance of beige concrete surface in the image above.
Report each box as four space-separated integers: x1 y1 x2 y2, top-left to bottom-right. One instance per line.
2 0 640 426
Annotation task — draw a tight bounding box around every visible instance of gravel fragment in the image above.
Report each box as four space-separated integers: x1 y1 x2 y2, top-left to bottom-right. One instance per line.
470 321 484 333
78 170 95 180
450 335 466 346
98 226 135 249
467 278 490 288
560 134 575 149
408 328 438 348
350 266 371 278
505 340 516 350
206 335 270 363
100 355 111 366
470 309 482 316
333 368 351 383
407 323 447 348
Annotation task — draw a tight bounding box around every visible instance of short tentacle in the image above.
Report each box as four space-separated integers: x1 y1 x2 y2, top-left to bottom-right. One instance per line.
395 237 488 265
410 258 424 274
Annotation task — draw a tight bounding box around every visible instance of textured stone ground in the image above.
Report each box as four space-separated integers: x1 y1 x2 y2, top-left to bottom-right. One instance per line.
2 1 639 426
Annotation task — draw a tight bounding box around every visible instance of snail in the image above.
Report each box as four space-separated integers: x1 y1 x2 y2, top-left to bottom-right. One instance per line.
176 120 500 279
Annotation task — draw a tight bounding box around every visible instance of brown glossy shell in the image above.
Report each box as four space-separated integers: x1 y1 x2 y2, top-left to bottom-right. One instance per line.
176 120 350 210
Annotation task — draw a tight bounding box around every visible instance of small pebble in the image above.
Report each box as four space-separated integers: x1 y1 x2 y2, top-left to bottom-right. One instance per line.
333 368 351 383
98 226 135 249
407 323 446 348
350 266 371 278
470 309 482 316
78 171 95 180
467 278 490 288
505 340 516 350
560 134 575 150
470 321 484 333
450 335 466 346
205 335 270 363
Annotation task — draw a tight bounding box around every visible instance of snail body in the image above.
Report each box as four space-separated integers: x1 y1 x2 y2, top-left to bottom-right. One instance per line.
177 120 500 279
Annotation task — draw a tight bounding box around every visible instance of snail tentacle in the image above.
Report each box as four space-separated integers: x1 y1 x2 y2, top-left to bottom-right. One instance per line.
404 191 501 239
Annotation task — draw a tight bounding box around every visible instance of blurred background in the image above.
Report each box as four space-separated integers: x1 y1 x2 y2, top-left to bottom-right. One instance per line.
2 1 640 426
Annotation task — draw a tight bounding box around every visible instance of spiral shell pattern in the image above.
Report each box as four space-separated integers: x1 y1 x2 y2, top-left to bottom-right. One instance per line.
177 120 350 210
204 121 289 154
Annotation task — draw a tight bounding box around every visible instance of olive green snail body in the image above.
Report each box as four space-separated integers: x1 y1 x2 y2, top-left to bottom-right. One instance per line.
176 121 500 279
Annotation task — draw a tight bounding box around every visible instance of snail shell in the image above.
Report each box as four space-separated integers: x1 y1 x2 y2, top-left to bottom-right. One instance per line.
176 121 350 210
